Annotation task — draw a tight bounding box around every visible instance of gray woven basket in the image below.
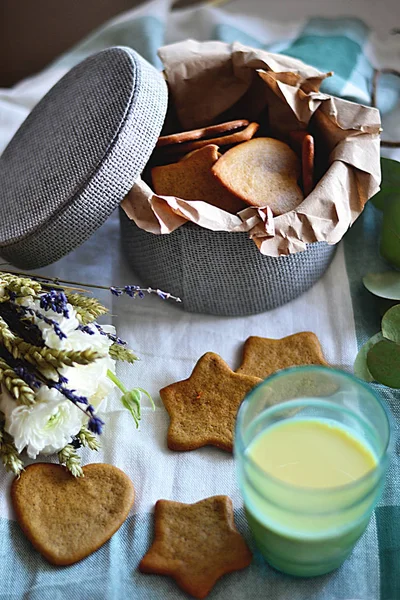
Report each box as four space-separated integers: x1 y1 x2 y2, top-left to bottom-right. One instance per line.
120 209 336 316
0 44 337 315
0 47 168 269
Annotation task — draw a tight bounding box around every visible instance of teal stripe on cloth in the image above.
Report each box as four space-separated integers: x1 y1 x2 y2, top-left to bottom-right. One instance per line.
214 19 372 104
215 17 399 112
0 509 379 600
282 34 366 98
215 24 264 49
214 24 288 54
374 72 400 116
299 17 369 46
346 51 374 104
376 506 400 600
279 18 369 100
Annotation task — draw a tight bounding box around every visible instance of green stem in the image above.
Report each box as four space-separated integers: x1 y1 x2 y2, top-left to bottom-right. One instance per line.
1 269 181 302
107 369 128 394
2 269 108 291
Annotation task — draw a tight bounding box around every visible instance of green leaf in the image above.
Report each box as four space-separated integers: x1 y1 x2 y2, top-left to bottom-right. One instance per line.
371 158 400 211
363 271 400 300
380 195 400 268
367 339 400 388
382 304 400 344
354 332 384 382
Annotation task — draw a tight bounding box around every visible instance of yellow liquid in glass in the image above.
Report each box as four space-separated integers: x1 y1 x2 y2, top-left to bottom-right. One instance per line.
248 418 377 488
242 418 380 575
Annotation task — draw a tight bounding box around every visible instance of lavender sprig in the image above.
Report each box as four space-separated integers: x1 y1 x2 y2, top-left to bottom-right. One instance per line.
110 285 144 299
85 404 105 434
0 300 43 347
53 384 88 406
109 287 123 297
110 285 181 302
52 383 104 434
79 325 95 335
1 270 182 303
14 366 41 389
93 323 127 346
87 414 105 435
0 352 104 436
124 285 145 299
11 302 67 341
39 290 69 318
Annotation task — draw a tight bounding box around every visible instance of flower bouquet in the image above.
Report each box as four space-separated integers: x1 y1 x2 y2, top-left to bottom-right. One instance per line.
0 271 179 477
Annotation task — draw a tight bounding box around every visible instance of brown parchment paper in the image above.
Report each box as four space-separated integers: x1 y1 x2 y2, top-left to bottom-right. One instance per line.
122 40 382 256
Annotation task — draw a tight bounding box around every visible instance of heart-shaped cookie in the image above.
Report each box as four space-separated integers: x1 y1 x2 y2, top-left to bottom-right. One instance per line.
11 463 135 565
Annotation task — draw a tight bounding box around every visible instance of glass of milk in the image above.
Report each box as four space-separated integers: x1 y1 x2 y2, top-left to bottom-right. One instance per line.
235 366 394 577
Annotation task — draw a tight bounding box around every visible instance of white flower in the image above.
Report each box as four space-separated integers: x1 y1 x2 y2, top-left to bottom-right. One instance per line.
0 298 117 458
22 296 116 400
0 386 82 459
59 326 116 399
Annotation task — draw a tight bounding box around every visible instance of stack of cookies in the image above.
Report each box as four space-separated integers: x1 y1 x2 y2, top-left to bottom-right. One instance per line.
151 119 315 215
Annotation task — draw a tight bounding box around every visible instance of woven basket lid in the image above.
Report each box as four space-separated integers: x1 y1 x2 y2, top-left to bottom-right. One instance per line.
0 46 168 269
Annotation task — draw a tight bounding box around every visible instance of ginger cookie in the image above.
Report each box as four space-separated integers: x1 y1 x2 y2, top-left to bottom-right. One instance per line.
160 352 261 452
139 495 252 599
236 332 328 379
156 119 250 147
162 121 260 156
151 144 246 214
301 133 315 196
11 463 135 565
212 137 304 215
179 146 221 162
289 130 315 196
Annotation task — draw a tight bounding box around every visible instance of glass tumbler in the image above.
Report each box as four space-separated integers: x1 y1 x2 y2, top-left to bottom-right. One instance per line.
235 366 394 577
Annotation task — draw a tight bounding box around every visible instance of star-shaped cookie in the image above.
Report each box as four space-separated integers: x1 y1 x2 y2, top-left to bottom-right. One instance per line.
236 332 328 379
160 352 261 452
139 496 252 599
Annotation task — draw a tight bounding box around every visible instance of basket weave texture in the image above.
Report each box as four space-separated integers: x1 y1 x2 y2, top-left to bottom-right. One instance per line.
120 209 336 316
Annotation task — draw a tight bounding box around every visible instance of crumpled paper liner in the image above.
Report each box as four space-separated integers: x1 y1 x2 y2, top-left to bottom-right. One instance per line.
122 40 381 256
